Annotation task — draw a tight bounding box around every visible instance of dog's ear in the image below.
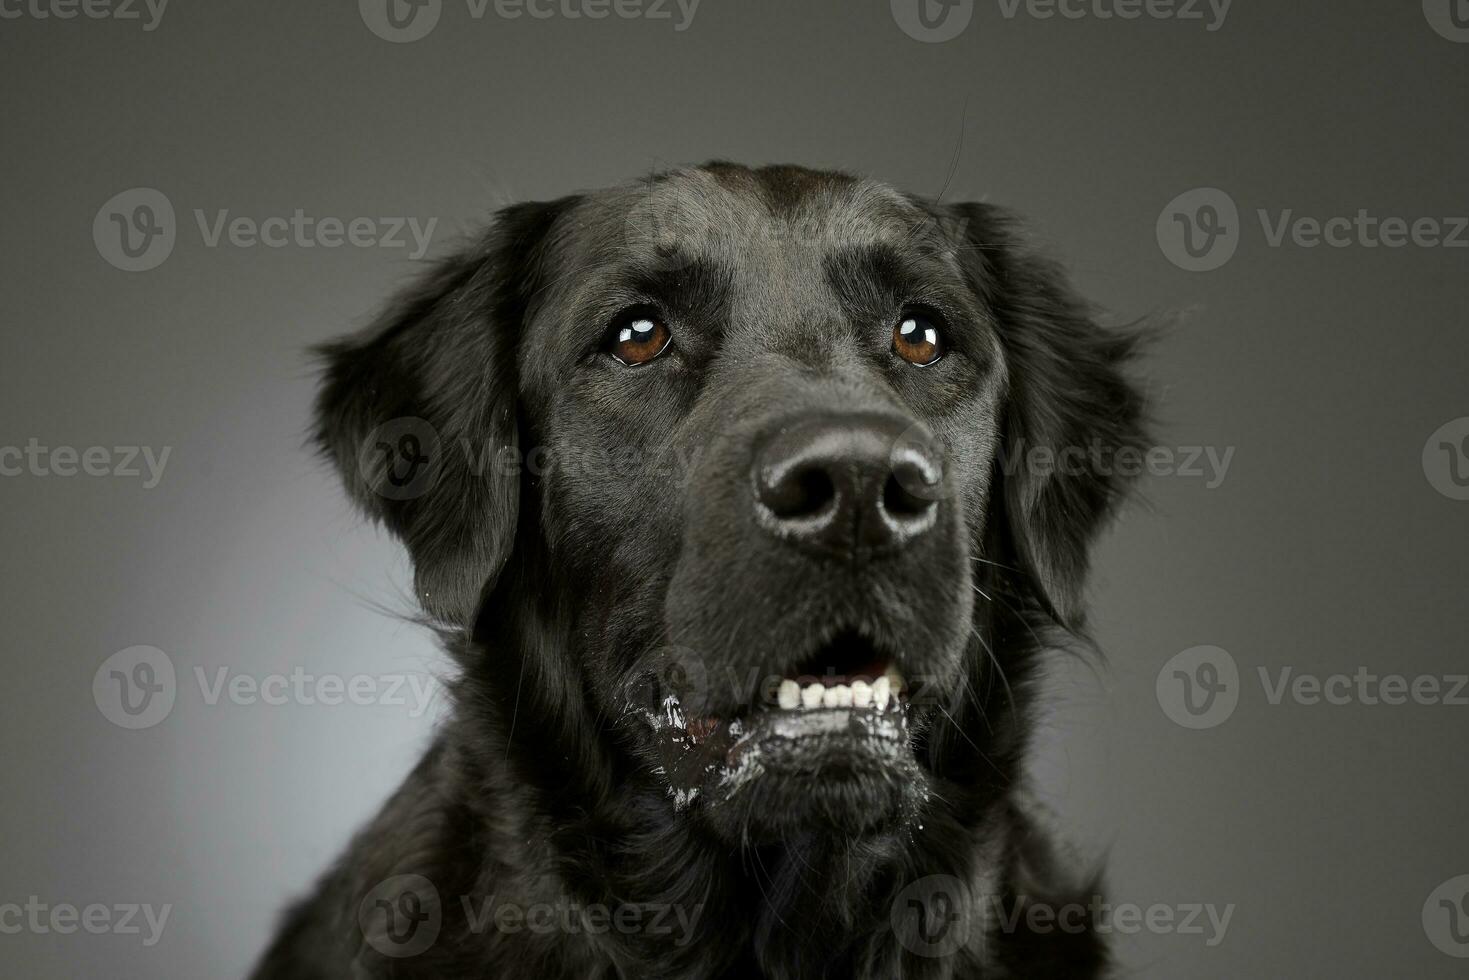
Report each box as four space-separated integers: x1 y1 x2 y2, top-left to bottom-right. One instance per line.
312 198 574 628
943 202 1149 630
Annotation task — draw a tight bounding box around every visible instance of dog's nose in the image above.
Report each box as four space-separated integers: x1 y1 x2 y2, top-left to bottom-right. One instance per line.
753 414 941 558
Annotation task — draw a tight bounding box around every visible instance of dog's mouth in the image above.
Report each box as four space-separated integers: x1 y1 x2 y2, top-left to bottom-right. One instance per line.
628 630 919 816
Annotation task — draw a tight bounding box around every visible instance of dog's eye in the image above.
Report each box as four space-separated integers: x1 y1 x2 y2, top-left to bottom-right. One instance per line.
607 313 672 366
892 312 945 366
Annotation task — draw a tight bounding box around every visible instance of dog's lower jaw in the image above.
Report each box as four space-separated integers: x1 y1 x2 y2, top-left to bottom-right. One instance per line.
459 667 1101 980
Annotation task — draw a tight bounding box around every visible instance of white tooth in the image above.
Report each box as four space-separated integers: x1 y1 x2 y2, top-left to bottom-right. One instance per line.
821 684 852 708
777 679 801 710
872 676 891 710
801 682 825 709
885 667 904 696
850 679 872 707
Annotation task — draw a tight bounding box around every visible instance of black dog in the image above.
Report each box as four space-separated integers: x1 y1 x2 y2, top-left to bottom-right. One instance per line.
252 162 1147 979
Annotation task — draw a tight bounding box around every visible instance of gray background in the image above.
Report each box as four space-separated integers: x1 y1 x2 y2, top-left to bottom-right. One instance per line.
2 0 1467 976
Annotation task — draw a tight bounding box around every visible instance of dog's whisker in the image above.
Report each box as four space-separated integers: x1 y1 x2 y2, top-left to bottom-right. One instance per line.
503 657 526 761
935 704 1008 784
968 553 1025 575
971 624 1018 723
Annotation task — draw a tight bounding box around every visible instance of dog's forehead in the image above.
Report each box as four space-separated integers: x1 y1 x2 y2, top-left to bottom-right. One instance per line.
561 165 930 281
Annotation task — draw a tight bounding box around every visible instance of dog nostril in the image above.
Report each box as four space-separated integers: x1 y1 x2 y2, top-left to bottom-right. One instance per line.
762 464 837 520
881 470 936 521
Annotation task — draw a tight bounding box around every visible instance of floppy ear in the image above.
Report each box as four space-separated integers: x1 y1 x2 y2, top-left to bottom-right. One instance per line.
312 198 574 628
945 202 1149 630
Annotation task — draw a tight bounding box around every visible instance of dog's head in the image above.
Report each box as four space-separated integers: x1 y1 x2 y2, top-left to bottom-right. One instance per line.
315 163 1145 847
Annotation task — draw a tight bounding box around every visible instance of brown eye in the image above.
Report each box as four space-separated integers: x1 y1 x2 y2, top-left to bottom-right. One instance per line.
892 312 945 366
608 314 671 366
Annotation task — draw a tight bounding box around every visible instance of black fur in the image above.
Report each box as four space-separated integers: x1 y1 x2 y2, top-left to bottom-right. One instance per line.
253 163 1147 979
